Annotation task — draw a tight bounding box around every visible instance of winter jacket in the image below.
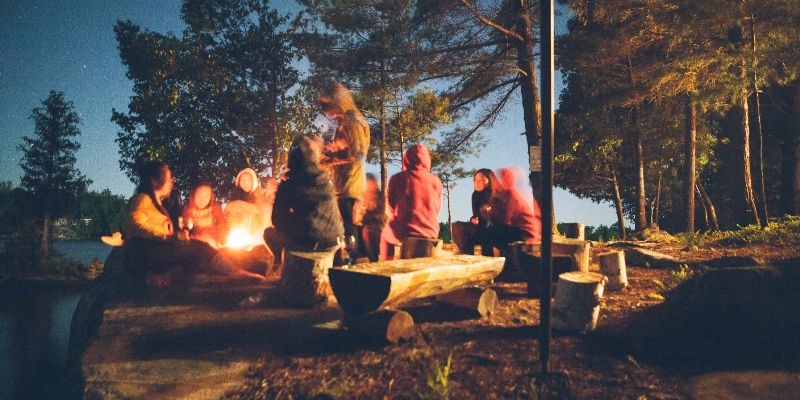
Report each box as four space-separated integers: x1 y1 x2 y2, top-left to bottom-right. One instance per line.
181 200 227 244
387 144 443 240
272 137 344 251
124 193 174 241
331 110 370 199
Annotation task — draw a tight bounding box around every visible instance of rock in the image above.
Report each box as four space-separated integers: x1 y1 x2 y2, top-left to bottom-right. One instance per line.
624 248 681 269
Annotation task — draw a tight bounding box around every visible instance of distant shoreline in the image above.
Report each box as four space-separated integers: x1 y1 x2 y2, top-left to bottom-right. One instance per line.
0 274 90 290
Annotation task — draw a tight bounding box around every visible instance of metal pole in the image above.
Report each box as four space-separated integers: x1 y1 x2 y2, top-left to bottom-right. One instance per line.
539 0 555 375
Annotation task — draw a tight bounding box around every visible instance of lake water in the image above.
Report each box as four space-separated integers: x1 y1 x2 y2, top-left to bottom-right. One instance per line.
0 240 111 400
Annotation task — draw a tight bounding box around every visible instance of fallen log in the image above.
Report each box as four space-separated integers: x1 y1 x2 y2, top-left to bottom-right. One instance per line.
345 309 415 343
435 287 498 317
329 254 504 315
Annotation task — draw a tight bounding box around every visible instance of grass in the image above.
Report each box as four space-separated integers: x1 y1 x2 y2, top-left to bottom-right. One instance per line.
421 352 453 400
707 215 800 247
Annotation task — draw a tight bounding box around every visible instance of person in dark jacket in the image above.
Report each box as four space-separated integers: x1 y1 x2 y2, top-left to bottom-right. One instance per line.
380 143 443 260
451 168 502 255
265 136 344 262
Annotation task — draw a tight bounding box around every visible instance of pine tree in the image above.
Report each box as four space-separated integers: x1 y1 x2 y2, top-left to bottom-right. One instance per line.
18 91 90 263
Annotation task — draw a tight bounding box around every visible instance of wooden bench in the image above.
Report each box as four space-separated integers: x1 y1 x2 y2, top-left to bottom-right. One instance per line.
329 254 504 342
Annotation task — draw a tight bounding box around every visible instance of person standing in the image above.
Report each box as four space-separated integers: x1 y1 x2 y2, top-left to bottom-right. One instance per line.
319 82 370 260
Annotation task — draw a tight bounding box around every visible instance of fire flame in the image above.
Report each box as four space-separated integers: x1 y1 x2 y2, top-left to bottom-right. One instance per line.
226 227 262 250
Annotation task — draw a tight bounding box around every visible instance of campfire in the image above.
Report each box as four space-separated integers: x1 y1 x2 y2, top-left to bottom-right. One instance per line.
225 227 263 251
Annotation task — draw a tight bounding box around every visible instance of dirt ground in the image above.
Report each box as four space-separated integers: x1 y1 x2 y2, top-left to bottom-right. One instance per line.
221 241 800 400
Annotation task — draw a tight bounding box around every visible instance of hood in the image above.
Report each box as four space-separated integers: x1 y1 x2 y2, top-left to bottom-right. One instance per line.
287 136 325 179
235 168 259 192
402 143 432 171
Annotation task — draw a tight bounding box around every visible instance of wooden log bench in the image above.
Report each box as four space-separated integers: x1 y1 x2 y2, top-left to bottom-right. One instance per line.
329 254 504 342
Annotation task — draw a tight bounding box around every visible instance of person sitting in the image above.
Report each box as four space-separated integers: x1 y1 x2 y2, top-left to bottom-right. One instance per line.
380 143 443 260
265 136 344 259
225 168 274 245
480 167 542 255
359 173 386 262
180 183 227 248
451 168 501 256
122 161 265 288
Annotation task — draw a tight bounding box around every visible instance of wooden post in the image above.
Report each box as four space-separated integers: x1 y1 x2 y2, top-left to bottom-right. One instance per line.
400 237 443 259
552 272 607 331
436 287 498 317
278 249 336 308
598 251 628 291
345 309 415 343
562 223 585 240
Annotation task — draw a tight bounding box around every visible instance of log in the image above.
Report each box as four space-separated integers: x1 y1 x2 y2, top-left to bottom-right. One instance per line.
345 309 415 343
278 249 336 308
598 250 628 290
552 272 607 331
562 223 585 240
435 287 498 317
400 237 443 259
520 238 590 272
328 254 504 315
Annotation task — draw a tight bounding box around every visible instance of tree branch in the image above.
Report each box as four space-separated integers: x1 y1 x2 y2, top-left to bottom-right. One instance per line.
457 0 524 42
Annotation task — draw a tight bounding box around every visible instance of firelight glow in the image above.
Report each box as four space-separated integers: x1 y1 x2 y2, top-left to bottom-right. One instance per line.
226 228 262 250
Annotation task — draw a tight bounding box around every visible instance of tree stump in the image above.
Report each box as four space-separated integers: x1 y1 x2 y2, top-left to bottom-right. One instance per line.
598 250 628 290
278 249 336 308
562 223 585 240
436 287 498 317
400 237 443 259
552 271 607 331
345 309 415 343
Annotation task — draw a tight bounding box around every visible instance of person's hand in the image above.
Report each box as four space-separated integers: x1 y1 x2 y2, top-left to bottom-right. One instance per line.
177 229 191 241
470 216 479 225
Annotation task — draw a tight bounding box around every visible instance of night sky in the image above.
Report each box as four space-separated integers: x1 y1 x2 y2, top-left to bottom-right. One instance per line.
0 0 619 226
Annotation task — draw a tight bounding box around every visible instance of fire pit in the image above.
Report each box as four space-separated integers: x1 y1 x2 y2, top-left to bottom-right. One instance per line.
218 227 276 277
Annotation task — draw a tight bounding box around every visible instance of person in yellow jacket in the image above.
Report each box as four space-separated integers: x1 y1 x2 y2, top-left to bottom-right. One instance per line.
122 161 264 285
319 82 370 262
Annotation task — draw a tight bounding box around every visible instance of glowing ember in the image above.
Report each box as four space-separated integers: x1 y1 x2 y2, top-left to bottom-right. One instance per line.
226 227 262 250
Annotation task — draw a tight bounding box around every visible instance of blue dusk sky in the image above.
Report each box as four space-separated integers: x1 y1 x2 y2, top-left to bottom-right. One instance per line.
0 0 620 227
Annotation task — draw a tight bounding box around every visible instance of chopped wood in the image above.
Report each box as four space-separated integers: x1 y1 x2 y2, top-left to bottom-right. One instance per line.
552 271 607 331
436 287 498 317
599 250 628 291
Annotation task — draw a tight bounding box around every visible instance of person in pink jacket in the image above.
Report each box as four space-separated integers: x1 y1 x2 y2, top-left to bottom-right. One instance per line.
380 143 443 260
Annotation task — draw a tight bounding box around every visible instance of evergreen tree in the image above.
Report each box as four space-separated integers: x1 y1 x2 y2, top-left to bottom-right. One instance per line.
18 91 90 262
113 0 304 198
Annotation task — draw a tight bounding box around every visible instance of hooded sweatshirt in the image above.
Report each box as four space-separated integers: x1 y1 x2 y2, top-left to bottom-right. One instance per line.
387 144 443 240
491 169 542 242
272 136 344 251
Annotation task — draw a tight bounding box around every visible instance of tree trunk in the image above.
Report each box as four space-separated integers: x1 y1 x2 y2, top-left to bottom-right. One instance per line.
697 184 710 230
611 172 627 240
739 95 761 226
626 54 647 232
513 0 553 231
651 171 662 227
684 94 697 233
780 80 800 216
378 19 388 212
40 214 51 264
697 181 720 230
750 14 768 226
445 182 453 242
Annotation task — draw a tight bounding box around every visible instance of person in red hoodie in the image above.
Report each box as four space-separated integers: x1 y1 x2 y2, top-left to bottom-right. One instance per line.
380 143 443 260
480 167 542 255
